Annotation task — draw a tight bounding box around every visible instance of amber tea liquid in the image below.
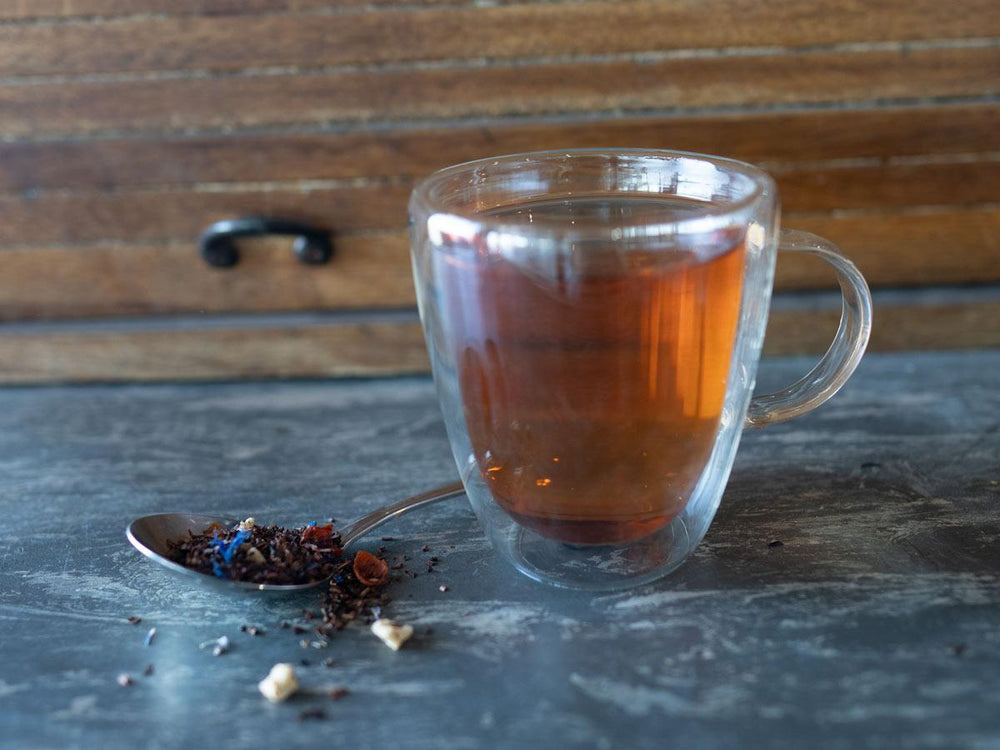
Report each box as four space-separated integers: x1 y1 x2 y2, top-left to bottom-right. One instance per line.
436 196 746 545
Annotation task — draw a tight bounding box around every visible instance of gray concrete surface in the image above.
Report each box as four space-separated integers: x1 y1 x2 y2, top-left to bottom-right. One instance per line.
1 350 998 749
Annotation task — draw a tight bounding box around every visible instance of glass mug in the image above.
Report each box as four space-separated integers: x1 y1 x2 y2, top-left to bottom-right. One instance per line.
409 149 872 590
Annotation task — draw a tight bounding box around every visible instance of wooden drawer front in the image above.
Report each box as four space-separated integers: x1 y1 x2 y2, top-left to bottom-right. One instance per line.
1 0 998 382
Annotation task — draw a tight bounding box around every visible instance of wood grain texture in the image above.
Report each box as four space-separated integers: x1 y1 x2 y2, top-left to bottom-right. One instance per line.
0 0 995 376
0 234 416 320
764 300 1000 355
4 0 1000 76
2 45 997 138
1 207 997 321
3 299 998 383
2 103 997 191
781 207 1000 291
0 0 449 20
0 320 432 383
0 181 414 243
1 160 997 245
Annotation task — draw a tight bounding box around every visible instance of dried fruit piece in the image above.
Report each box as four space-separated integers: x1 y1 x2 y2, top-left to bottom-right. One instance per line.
353 550 389 587
258 663 299 703
371 619 414 651
301 523 337 546
237 517 256 532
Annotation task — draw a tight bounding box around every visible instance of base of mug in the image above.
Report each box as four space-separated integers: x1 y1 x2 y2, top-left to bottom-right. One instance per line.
502 515 695 591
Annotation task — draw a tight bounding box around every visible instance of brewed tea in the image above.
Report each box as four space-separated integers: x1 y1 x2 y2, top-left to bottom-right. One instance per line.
437 196 746 545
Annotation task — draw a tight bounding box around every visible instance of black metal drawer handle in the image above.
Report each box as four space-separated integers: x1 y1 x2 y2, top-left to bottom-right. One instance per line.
199 216 333 268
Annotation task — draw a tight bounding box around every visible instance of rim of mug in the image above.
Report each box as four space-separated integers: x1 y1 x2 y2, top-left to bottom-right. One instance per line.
409 148 775 241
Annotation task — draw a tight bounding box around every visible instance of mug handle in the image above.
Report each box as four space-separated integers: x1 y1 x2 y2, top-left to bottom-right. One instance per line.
744 229 873 428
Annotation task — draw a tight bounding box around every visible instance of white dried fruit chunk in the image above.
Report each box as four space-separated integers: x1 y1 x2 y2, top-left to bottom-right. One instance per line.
258 663 298 703
237 517 256 532
371 619 414 651
244 546 266 564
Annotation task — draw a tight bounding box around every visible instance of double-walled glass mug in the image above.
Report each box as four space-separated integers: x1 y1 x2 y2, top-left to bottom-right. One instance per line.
409 149 872 590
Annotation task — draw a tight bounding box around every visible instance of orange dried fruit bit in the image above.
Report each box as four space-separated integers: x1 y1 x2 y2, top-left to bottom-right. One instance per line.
301 523 335 545
353 550 389 587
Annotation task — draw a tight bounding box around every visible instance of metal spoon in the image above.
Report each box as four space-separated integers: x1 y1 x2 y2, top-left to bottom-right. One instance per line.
126 482 466 593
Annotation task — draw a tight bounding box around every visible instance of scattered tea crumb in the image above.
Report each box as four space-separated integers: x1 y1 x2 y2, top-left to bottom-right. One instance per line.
380 536 396 541
292 625 307 635
949 643 967 656
767 540 784 548
329 687 350 701
144 627 157 646
860 462 882 469
240 625 265 637
421 545 429 552
322 658 336 668
297 708 327 721
126 616 142 625
280 620 292 630
258 663 298 703
319 553 391 632
371 619 414 651
300 659 311 667
143 664 154 677
199 636 230 656
116 673 133 687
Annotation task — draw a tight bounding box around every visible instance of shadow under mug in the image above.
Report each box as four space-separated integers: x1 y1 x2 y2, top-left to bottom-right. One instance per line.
409 149 872 590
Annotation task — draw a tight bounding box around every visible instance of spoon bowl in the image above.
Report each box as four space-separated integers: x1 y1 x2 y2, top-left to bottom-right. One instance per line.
126 482 465 593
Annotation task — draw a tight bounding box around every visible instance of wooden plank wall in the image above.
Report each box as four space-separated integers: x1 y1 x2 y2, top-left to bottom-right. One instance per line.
0 0 998 383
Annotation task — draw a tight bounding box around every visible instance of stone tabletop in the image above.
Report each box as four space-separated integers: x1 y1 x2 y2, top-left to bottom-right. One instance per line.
1 350 998 750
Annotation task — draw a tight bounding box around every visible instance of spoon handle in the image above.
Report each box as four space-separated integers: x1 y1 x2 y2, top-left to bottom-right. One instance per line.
341 481 466 547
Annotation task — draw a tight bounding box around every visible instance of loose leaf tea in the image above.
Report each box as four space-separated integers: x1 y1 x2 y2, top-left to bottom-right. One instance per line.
319 557 391 633
167 520 344 586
